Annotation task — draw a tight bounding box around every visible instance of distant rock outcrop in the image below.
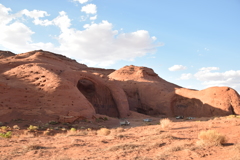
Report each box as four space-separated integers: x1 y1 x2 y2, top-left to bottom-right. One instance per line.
0 50 15 59
0 50 239 123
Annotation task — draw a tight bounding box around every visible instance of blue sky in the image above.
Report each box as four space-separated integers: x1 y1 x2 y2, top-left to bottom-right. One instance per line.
0 0 240 92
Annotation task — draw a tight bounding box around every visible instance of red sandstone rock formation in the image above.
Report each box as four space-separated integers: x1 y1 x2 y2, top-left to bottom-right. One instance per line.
0 50 239 123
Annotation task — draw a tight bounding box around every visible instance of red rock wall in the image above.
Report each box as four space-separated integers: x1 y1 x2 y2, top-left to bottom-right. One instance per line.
0 50 239 123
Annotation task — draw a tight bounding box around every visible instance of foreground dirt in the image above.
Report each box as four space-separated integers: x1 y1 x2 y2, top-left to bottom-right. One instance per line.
0 114 240 160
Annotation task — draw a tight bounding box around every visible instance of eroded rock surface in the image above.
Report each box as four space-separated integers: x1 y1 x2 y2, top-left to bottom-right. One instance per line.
0 50 239 123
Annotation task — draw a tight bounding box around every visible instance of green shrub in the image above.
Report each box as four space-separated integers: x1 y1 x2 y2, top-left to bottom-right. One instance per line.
0 131 12 138
27 125 38 131
0 126 8 130
70 128 77 132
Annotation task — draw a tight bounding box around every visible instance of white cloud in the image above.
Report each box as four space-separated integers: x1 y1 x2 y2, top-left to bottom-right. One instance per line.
0 22 34 47
194 67 240 92
0 4 161 67
56 21 161 66
0 4 13 25
90 15 97 20
168 65 187 71
204 47 210 51
180 73 192 80
52 11 71 32
81 4 97 14
21 9 50 19
73 0 89 4
195 67 220 81
33 18 53 26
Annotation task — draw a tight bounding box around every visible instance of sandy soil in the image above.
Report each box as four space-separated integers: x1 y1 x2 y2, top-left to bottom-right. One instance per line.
0 113 240 160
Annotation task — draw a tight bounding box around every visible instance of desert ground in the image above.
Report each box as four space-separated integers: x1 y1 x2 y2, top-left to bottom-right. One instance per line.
1 112 240 160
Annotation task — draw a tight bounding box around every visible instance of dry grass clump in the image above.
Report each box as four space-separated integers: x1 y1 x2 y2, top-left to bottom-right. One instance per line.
97 128 111 136
108 143 143 151
23 144 45 151
110 127 125 136
67 129 88 136
116 127 125 133
197 130 227 146
229 143 240 160
159 118 172 129
164 143 187 152
158 132 174 139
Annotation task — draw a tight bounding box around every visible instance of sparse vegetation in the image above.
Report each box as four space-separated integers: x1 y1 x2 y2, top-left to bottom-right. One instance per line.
24 144 45 151
159 118 172 129
0 131 12 138
0 115 238 159
97 128 111 136
48 120 59 125
13 125 20 130
70 128 77 132
158 132 174 139
197 130 227 146
27 125 38 131
108 143 143 151
230 143 240 160
0 126 8 131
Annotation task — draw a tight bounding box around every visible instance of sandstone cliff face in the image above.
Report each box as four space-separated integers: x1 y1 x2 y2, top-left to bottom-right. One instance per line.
0 50 239 123
0 50 129 122
172 87 240 117
108 65 181 116
109 65 240 117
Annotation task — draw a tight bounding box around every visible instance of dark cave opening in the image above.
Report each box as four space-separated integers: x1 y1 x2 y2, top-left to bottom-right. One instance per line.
77 78 119 118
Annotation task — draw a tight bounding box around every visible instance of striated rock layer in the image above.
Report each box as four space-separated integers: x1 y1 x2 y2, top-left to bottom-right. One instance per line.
0 50 239 123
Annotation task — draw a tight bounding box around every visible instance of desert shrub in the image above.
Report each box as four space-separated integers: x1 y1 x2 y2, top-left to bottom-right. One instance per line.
159 118 172 129
164 144 186 152
227 115 236 118
67 129 88 136
27 125 38 131
116 127 124 133
108 143 142 151
70 128 77 132
197 130 227 146
13 125 20 130
230 143 240 160
0 131 12 138
0 126 8 131
158 133 174 139
97 128 111 136
24 144 45 151
48 120 59 125
43 130 51 135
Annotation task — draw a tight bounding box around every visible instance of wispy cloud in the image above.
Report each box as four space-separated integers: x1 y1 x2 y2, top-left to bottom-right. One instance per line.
180 73 192 80
168 65 187 71
73 0 89 4
194 67 240 92
204 47 210 51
